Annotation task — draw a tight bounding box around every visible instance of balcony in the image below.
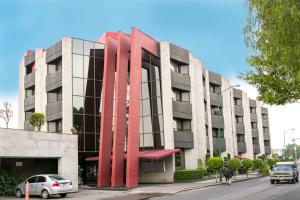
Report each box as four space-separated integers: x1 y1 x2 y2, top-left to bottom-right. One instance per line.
213 137 226 152
46 101 62 121
174 130 194 149
264 146 271 154
262 119 269 127
234 105 244 116
46 70 62 92
237 142 247 154
172 101 192 119
205 112 208 125
253 144 260 154
252 129 259 138
236 123 245 134
263 133 270 140
24 72 35 89
250 113 257 122
211 115 224 128
210 93 223 107
171 70 191 91
24 96 35 111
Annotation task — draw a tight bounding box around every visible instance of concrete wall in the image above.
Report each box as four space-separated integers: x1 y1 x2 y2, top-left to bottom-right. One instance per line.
18 55 25 129
242 92 254 159
256 102 265 156
0 128 78 190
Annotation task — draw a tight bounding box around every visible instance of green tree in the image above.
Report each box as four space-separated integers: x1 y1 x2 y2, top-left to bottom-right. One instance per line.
29 112 45 131
242 159 253 178
207 157 224 183
283 143 300 159
228 158 241 178
253 158 263 170
242 0 300 105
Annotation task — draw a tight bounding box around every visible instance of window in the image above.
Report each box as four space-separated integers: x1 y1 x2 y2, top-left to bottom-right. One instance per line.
47 87 62 103
209 83 221 94
175 151 185 170
263 127 269 134
47 57 62 74
211 105 222 116
25 111 34 121
27 176 37 183
204 100 207 112
237 134 245 142
48 119 62 133
234 98 242 106
250 107 256 114
212 128 224 138
262 114 268 120
206 125 209 136
173 118 191 131
251 122 257 129
25 88 35 98
264 140 270 146
172 89 190 102
170 60 189 75
252 137 259 144
235 116 243 124
36 176 46 183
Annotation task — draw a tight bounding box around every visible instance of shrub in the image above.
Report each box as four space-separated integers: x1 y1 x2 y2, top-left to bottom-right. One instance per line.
228 158 241 177
259 164 270 176
29 112 45 131
0 168 25 196
207 157 224 182
242 159 253 177
253 158 263 170
174 168 206 181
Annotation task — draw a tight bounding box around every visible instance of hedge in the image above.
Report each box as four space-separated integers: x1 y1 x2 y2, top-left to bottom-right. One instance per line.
174 168 206 181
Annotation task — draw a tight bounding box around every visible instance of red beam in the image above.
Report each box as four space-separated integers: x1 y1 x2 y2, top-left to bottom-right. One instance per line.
97 35 117 187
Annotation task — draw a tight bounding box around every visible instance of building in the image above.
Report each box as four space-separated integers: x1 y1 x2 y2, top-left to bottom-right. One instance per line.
18 27 271 188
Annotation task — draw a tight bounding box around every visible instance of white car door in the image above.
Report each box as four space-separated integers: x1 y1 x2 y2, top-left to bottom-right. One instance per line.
27 176 38 195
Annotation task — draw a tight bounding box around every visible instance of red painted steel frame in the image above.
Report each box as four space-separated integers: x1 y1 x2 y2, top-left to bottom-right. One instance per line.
97 35 117 187
111 33 131 187
126 27 157 188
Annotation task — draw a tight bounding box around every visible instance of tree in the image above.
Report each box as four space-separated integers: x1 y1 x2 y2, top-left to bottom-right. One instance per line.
29 113 45 131
0 102 13 128
242 159 253 178
207 157 224 183
228 158 241 179
267 158 279 168
242 0 300 105
253 158 263 170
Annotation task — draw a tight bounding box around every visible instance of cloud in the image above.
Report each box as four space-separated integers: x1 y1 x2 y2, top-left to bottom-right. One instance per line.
0 93 18 129
230 78 300 150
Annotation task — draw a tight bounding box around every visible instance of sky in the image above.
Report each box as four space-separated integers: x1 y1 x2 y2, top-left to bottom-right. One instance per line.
0 0 299 149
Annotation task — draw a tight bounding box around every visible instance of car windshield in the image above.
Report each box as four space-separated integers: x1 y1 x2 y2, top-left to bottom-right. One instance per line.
49 175 64 181
273 165 293 171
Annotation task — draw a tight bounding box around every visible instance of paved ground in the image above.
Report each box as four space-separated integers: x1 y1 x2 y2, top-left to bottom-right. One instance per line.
151 177 300 200
0 173 261 200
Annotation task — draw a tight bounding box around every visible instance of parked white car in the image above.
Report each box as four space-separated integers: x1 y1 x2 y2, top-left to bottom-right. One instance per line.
15 174 73 199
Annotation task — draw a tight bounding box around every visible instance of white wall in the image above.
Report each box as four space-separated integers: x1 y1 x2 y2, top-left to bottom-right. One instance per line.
242 93 254 159
18 56 25 129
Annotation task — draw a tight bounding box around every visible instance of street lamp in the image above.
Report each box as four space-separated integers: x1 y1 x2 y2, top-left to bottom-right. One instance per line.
217 84 240 157
284 128 295 158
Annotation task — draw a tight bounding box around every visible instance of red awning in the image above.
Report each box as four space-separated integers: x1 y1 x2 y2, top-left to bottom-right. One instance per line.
85 149 180 161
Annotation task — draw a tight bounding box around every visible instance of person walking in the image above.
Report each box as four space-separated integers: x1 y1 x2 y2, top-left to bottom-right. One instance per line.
223 166 233 185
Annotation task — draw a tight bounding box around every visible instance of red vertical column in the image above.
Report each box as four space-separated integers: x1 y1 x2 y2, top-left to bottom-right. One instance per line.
126 28 157 188
111 33 131 187
97 35 117 187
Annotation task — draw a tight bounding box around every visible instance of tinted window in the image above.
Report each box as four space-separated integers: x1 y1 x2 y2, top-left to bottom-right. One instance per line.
27 176 37 183
36 176 46 183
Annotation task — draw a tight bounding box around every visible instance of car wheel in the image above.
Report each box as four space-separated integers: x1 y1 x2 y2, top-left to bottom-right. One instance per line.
41 189 50 199
15 189 22 198
270 180 275 184
60 193 67 198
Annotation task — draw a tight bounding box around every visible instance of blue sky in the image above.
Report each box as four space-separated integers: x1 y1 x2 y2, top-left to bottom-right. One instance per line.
0 0 249 95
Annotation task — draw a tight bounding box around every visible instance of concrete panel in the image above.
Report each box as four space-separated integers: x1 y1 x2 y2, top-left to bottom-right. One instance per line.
236 123 245 134
210 93 223 107
249 99 257 108
171 71 191 91
211 115 224 128
262 119 269 127
252 129 259 138
24 121 34 131
250 114 258 122
208 71 222 85
253 144 260 154
169 43 189 64
172 101 192 119
0 128 78 190
46 70 62 92
174 131 194 149
24 96 35 111
24 72 35 89
237 142 247 153
233 88 243 98
261 107 268 114
46 101 62 121
213 138 226 152
242 92 254 159
234 105 244 116
24 52 35 66
264 146 271 154
46 41 62 64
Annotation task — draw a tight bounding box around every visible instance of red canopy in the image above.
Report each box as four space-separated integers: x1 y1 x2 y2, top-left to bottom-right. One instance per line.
86 149 180 161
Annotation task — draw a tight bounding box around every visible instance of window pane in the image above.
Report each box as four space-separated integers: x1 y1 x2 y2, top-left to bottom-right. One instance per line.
142 83 150 99
154 66 160 80
85 115 95 133
156 81 161 97
73 78 83 96
95 80 102 98
73 114 83 133
96 116 100 133
78 133 84 151
158 115 164 132
144 133 154 147
96 134 100 151
95 98 101 115
143 116 152 133
84 56 95 79
73 96 84 114
139 134 144 147
181 65 189 75
95 57 104 80
85 133 95 151
84 79 94 97
84 97 95 115
73 39 83 54
142 68 148 83
142 99 151 116
84 41 94 56
139 118 143 134
94 43 104 58
73 54 83 77
48 121 56 133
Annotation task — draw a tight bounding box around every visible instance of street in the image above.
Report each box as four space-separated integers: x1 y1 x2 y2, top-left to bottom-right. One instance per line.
151 177 300 200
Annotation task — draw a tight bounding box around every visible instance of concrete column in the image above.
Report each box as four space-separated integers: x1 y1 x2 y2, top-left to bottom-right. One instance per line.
205 69 214 158
256 102 265 156
243 93 254 159
18 57 25 129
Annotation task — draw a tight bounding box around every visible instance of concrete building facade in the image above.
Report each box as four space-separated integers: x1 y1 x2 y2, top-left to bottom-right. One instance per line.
18 28 271 187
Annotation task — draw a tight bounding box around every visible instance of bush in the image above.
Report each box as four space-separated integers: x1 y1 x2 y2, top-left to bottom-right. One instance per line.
242 159 253 177
174 168 206 181
259 164 270 176
207 157 224 171
253 158 263 170
0 168 25 196
228 158 240 175
29 112 45 131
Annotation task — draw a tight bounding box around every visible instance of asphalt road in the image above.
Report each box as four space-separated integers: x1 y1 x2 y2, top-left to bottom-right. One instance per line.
151 177 300 200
